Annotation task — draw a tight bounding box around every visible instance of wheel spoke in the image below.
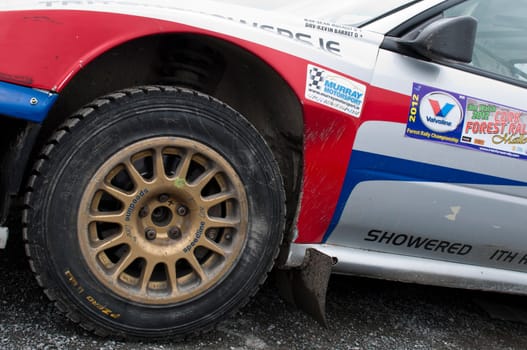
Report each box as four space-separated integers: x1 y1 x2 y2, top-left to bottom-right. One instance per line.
92 232 127 254
124 159 147 189
201 191 235 210
89 211 125 224
153 147 168 183
191 166 219 190
206 216 240 228
139 261 156 293
186 255 207 282
166 261 179 294
172 150 194 181
112 251 137 282
101 183 132 204
200 238 227 257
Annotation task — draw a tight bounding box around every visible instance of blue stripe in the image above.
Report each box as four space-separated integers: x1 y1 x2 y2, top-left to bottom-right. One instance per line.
323 150 527 242
0 81 58 122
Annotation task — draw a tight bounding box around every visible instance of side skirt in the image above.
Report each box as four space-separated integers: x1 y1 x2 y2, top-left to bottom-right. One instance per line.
285 243 527 295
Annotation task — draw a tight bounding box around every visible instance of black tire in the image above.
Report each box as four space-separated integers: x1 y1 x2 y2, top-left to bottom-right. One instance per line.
23 86 285 338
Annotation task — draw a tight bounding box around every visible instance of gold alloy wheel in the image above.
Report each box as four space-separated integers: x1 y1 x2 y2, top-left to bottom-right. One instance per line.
78 137 248 304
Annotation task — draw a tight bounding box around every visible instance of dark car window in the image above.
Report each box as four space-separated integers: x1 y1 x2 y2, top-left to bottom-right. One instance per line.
444 0 527 83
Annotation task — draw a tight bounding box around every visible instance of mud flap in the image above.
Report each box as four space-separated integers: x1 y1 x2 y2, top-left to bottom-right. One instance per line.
275 248 333 326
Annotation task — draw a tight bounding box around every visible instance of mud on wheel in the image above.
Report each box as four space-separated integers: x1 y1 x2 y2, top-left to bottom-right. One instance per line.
23 86 285 338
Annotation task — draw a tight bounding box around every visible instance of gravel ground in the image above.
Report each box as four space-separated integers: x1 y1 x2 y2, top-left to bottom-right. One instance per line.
3 236 527 349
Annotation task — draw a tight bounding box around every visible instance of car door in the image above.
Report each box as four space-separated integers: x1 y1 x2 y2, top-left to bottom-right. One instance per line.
327 0 527 273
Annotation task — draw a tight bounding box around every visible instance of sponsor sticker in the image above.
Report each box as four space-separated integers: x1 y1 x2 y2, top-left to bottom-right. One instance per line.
305 64 366 118
304 18 364 40
406 83 527 160
365 229 472 256
418 91 463 133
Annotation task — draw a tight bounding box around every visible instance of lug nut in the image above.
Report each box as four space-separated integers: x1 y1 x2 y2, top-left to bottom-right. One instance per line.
145 228 157 240
168 227 182 240
158 194 169 202
177 205 189 216
206 229 218 240
224 233 232 241
138 206 148 218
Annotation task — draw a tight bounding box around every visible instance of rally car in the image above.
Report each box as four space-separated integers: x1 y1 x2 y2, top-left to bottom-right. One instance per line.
1 0 526 339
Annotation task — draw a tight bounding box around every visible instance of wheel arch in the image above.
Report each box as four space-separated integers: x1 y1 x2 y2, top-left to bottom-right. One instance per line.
35 32 304 242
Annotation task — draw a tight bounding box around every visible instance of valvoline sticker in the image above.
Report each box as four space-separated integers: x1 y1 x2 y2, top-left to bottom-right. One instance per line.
406 83 466 145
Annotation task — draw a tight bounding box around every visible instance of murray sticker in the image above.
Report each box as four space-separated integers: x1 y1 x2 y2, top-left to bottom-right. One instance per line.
406 83 527 160
305 64 366 118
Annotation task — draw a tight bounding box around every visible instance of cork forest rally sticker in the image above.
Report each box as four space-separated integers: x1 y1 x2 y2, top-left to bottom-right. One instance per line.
406 83 527 160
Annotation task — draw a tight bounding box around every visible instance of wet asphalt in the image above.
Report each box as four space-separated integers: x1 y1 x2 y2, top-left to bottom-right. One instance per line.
2 234 527 350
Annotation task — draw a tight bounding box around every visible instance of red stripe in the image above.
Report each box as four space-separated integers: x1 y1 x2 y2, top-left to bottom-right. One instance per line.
295 86 410 243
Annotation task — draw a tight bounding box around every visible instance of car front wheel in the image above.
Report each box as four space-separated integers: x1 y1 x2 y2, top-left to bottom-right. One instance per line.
23 86 285 338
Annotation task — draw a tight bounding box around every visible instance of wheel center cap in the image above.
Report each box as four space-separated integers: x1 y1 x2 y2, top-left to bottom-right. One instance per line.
151 205 172 227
